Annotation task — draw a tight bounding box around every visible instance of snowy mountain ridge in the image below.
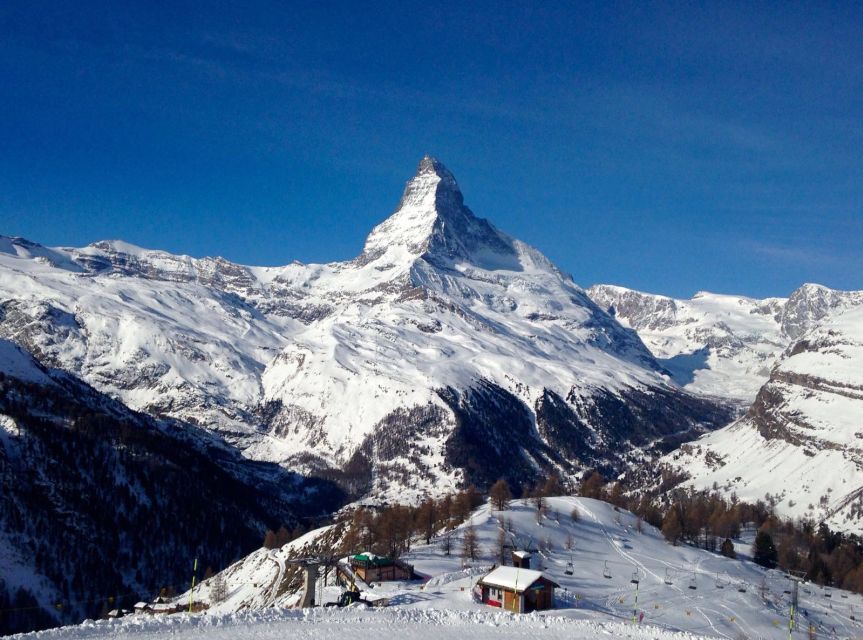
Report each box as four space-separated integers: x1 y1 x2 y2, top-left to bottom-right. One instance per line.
661 304 863 533
587 282 863 403
0 157 731 503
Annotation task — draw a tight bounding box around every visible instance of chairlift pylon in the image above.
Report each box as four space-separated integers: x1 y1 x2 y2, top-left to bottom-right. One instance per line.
603 560 612 579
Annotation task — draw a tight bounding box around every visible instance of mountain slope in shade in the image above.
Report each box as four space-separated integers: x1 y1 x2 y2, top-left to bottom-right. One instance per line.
661 305 863 533
587 283 863 403
0 157 731 502
0 339 344 635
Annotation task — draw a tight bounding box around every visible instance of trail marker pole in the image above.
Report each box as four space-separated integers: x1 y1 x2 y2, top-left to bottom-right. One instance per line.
188 558 198 613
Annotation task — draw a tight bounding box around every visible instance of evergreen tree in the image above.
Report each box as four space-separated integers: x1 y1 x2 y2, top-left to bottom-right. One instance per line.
753 530 778 568
720 538 736 559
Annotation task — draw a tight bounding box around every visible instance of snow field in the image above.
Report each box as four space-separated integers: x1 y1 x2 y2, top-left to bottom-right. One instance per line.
11 606 718 640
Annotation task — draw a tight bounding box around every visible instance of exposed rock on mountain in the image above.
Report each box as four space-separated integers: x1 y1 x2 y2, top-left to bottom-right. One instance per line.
661 306 863 533
588 283 863 403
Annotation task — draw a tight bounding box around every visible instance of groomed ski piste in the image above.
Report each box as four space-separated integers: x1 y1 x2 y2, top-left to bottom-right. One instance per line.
13 498 863 639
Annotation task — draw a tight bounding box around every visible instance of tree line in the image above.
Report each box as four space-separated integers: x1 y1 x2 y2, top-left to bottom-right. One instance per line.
338 487 486 559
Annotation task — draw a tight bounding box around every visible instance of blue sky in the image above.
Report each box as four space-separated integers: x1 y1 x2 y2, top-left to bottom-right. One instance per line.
1 1 861 298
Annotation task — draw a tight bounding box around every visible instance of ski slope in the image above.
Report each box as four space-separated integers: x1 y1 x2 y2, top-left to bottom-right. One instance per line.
11 607 717 640
34 497 858 640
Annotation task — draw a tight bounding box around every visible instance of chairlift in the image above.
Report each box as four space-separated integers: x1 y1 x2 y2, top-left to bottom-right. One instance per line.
715 573 725 589
664 568 673 585
603 561 612 579
737 583 748 593
631 567 640 585
825 587 832 599
688 575 697 590
565 556 574 576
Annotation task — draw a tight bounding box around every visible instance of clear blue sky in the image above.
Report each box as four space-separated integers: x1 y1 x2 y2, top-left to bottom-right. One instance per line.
1 1 861 298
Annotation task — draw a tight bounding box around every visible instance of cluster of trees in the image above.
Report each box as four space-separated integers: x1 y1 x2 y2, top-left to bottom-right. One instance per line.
339 487 485 558
577 470 863 594
751 517 863 591
262 525 308 550
489 475 567 512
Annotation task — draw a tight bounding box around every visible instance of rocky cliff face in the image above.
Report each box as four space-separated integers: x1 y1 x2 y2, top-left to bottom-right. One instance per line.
661 306 863 533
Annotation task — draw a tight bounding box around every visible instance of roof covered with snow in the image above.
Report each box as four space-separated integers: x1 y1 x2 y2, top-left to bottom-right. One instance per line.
479 566 556 591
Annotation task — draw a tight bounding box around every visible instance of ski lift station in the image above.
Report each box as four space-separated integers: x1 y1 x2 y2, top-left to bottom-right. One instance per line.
476 566 559 613
345 552 414 583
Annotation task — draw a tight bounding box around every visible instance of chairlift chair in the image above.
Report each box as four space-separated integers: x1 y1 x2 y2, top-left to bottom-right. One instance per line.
715 573 724 589
825 587 832 599
631 568 640 585
688 576 697 590
565 556 574 576
664 568 673 585
737 583 747 593
603 561 612 579
841 593 848 599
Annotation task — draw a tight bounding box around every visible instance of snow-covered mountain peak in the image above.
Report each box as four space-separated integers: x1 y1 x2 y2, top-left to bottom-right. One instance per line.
416 154 456 180
781 282 863 340
362 157 520 271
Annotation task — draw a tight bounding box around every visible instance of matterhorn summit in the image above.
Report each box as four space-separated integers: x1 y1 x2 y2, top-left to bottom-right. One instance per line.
362 155 521 271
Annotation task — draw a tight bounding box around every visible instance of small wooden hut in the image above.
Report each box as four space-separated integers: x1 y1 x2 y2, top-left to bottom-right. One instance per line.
477 566 558 613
